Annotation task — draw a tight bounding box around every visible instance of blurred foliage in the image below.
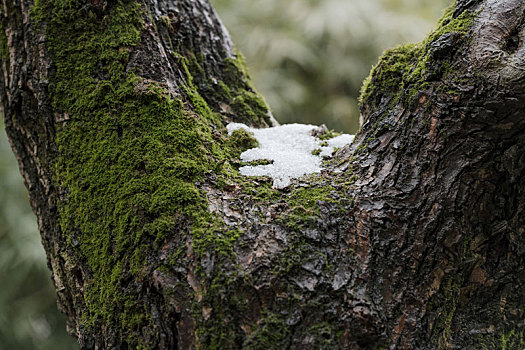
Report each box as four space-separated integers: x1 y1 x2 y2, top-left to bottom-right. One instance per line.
0 0 449 347
212 0 451 132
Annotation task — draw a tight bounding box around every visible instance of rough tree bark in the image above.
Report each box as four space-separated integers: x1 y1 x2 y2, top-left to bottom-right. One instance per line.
1 0 524 348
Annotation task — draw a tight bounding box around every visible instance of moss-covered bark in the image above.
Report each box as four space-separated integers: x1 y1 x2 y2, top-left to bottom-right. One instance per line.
1 0 525 349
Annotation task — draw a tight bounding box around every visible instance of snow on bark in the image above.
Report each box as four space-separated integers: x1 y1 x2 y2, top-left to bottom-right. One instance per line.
227 122 354 188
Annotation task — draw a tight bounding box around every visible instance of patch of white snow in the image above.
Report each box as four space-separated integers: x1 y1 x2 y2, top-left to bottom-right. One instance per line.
319 134 355 157
227 123 354 188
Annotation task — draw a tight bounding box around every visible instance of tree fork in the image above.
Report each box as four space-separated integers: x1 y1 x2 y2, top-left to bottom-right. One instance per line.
1 0 524 348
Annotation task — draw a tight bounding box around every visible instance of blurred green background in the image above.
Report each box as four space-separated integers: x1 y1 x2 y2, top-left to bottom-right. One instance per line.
0 0 449 348
213 0 451 133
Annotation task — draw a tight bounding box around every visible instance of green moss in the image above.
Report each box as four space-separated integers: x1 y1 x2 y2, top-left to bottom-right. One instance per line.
427 5 476 42
0 21 8 61
308 322 340 348
203 154 356 348
194 270 247 349
191 136 355 348
241 159 273 166
31 0 356 347
242 310 291 349
31 0 267 346
288 185 334 211
317 128 342 141
428 271 466 349
178 51 204 88
284 179 350 230
241 296 344 349
500 331 525 350
229 128 259 156
231 90 269 122
478 330 525 350
217 53 273 126
359 43 423 106
176 47 272 127
232 157 274 170
359 4 475 108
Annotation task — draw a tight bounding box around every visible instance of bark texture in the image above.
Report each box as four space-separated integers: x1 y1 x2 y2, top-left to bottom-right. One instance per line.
1 0 524 349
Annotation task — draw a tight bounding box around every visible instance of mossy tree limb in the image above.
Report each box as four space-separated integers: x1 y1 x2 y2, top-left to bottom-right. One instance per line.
1 0 524 349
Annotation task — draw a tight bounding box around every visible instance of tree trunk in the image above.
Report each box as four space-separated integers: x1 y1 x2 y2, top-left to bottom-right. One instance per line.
1 0 524 348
